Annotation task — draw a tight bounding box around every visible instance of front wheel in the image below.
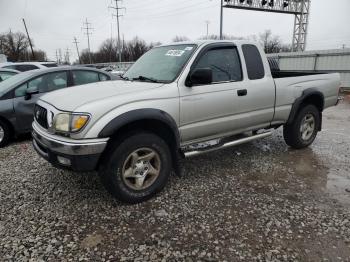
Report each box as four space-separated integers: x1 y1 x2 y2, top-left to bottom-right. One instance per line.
99 132 172 204
283 104 320 149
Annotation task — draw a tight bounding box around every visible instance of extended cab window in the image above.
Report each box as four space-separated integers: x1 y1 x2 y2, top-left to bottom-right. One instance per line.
193 46 242 83
15 71 68 97
72 70 99 85
242 44 265 80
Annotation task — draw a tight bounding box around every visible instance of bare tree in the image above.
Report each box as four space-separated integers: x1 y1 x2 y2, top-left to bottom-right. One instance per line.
258 30 292 54
199 34 244 40
0 31 29 61
78 37 153 64
172 36 190 42
0 30 48 61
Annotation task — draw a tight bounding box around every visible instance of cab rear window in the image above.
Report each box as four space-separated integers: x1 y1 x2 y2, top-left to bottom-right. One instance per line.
242 44 265 80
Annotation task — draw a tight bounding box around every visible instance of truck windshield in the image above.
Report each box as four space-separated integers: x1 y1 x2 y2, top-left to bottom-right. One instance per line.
123 44 197 83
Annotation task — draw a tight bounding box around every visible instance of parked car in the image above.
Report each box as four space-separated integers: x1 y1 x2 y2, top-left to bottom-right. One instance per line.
0 61 58 72
0 66 113 147
32 40 341 203
0 68 20 82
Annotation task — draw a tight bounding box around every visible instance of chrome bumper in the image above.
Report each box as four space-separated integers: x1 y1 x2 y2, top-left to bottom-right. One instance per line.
32 122 108 156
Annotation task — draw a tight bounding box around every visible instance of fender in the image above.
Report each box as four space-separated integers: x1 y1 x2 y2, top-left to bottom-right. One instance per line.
98 108 180 147
287 88 324 126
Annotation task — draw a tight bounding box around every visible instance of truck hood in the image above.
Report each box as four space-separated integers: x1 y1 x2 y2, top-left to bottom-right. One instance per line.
39 80 164 111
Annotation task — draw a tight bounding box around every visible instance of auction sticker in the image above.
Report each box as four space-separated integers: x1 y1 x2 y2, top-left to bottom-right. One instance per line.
165 50 185 57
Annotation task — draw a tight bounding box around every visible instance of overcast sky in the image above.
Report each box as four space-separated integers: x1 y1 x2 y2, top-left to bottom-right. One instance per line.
0 0 349 62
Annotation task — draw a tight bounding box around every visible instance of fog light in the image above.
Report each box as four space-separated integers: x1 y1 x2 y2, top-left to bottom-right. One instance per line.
57 156 71 166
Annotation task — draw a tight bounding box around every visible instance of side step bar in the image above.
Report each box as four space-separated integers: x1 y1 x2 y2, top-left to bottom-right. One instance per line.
183 131 272 158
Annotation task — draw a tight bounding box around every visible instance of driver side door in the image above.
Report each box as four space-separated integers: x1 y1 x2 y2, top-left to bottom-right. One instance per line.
179 44 244 143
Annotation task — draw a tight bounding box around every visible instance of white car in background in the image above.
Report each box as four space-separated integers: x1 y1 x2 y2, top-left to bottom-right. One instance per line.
0 62 58 72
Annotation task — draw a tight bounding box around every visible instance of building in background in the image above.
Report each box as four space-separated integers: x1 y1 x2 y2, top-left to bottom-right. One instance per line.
268 49 350 90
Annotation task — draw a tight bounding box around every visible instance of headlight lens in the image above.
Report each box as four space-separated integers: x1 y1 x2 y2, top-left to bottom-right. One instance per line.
54 113 70 132
53 113 90 133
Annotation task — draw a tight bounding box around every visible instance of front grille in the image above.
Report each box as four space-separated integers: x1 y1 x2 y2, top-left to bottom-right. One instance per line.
34 105 48 129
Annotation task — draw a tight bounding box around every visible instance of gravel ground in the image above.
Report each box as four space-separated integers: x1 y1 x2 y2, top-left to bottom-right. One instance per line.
1 99 350 261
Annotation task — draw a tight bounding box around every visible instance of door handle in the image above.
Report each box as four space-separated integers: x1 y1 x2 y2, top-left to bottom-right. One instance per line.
237 89 247 96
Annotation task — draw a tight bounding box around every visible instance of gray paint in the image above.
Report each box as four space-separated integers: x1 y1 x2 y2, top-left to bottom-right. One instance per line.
34 41 340 147
0 66 114 135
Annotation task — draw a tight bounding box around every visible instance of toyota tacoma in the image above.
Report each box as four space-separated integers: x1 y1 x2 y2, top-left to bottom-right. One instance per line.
31 40 341 203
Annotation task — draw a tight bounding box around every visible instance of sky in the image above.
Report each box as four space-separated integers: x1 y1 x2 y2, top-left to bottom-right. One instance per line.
0 0 349 62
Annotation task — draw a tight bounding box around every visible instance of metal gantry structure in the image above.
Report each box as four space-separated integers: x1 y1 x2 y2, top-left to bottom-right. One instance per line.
222 0 311 51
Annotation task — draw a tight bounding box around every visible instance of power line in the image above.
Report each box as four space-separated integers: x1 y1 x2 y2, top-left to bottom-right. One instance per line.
109 0 125 63
73 37 81 64
82 18 93 64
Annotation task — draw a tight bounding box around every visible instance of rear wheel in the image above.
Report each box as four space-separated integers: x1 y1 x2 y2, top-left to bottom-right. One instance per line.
283 104 320 149
99 132 172 204
0 119 11 148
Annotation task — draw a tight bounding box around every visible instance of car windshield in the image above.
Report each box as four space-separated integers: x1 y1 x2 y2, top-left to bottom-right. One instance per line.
123 44 197 83
0 71 33 95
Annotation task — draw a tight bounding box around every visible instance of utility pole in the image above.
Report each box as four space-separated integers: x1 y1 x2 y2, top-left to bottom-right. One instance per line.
59 49 62 64
109 0 125 63
65 48 70 64
73 37 81 64
219 0 223 40
82 18 93 64
22 18 35 60
205 20 210 39
55 49 59 64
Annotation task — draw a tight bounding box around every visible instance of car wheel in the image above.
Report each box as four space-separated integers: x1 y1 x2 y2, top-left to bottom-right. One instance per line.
0 119 11 148
99 132 172 204
283 104 320 149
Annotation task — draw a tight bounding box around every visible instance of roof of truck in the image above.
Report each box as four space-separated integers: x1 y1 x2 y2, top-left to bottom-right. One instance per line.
160 39 257 47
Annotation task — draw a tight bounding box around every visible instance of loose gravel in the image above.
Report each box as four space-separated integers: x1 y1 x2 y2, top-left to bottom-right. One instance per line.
1 100 350 261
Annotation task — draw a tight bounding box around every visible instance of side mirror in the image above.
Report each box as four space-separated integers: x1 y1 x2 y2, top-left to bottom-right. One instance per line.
24 88 39 100
187 68 212 87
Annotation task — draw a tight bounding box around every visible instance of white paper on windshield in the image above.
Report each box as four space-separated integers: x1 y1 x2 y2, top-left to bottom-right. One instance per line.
184 47 193 51
165 50 185 57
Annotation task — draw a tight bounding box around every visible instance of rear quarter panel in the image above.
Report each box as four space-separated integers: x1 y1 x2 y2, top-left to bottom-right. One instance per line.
273 73 340 124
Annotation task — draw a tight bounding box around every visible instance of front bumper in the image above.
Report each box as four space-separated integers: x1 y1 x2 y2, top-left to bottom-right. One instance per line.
32 122 108 172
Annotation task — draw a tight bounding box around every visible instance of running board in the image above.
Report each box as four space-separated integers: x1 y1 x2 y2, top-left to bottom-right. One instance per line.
183 131 272 158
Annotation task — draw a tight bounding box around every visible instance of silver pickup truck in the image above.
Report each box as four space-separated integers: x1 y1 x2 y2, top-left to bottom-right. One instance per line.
32 40 341 203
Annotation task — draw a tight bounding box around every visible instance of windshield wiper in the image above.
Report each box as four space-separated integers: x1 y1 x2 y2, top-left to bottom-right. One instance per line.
132 75 161 83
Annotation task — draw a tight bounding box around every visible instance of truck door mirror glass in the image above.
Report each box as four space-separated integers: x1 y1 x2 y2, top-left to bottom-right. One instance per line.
188 68 213 87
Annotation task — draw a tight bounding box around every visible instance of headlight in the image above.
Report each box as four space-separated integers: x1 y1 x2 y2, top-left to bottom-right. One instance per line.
54 113 70 132
71 114 90 132
53 113 90 133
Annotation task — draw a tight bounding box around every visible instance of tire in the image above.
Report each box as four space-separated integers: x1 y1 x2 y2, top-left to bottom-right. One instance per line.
99 132 172 204
283 104 320 149
0 119 11 148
